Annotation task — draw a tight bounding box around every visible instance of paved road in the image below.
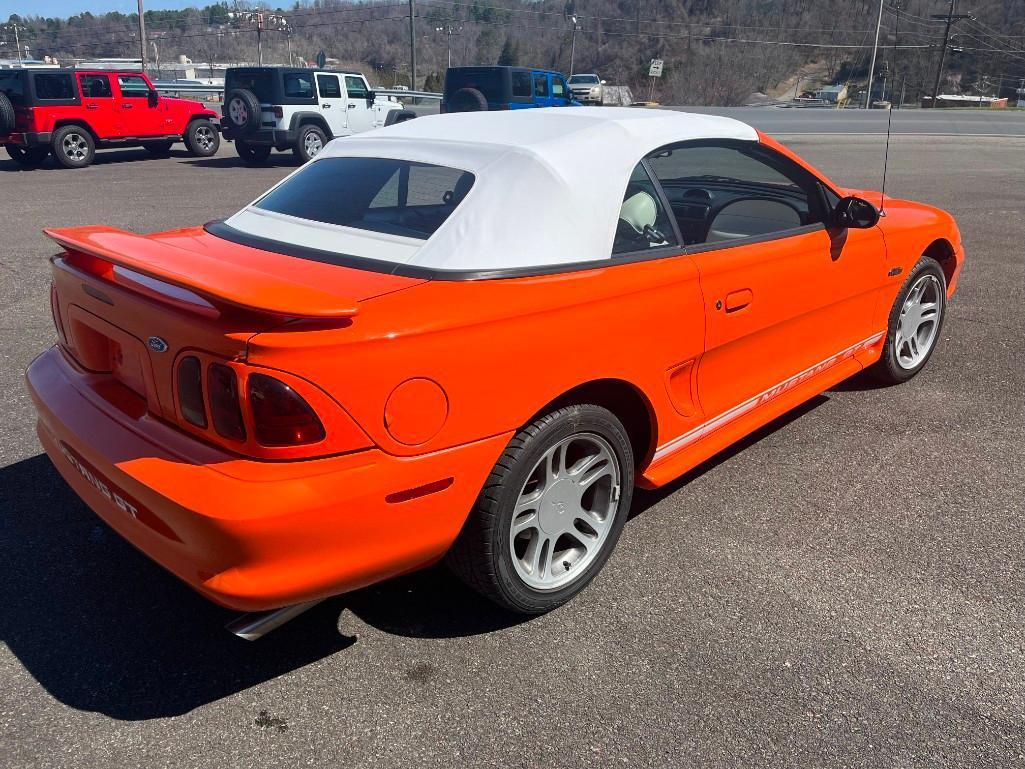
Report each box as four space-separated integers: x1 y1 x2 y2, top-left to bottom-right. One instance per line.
1 133 1023 768
673 106 1025 136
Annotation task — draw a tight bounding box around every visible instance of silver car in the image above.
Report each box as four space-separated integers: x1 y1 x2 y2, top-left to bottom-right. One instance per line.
568 74 605 105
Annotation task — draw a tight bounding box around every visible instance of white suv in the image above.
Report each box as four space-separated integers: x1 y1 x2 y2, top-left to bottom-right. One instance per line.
222 67 415 163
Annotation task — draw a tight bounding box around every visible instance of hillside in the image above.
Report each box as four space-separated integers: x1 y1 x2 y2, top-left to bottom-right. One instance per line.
5 0 1024 105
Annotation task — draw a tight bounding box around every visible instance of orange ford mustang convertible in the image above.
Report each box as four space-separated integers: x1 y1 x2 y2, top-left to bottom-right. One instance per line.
27 108 963 626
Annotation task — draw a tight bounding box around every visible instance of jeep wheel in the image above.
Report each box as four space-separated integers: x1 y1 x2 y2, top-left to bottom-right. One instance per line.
0 92 15 134
448 87 489 112
446 404 634 614
235 140 272 165
184 119 220 157
225 89 260 134
293 124 327 163
142 140 174 156
6 145 50 167
52 125 95 169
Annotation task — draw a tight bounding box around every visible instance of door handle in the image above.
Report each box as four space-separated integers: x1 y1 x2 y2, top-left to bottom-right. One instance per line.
86 104 99 109
348 104 356 109
724 289 753 313
122 103 133 109
322 103 331 108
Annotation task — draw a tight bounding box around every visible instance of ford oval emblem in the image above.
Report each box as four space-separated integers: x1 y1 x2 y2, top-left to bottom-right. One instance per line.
147 336 169 353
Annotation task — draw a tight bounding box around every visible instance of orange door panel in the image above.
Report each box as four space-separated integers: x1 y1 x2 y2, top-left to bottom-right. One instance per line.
691 225 886 420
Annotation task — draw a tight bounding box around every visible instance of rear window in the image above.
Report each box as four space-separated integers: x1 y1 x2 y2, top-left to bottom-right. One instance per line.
34 73 75 101
0 71 26 106
446 70 504 102
227 69 275 102
511 71 531 98
253 157 475 240
283 72 314 99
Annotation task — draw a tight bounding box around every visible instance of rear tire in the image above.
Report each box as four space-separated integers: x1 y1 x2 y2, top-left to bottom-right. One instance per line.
448 87 488 112
446 404 634 614
6 145 50 166
0 92 15 134
224 88 260 134
870 256 947 385
52 125 95 169
184 119 219 157
292 124 327 163
235 140 272 165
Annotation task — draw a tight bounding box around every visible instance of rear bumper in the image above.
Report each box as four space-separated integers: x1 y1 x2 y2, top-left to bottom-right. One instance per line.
222 126 295 147
27 346 508 612
2 132 52 147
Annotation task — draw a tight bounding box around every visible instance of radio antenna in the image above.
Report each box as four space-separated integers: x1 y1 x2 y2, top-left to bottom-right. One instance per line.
880 1 902 215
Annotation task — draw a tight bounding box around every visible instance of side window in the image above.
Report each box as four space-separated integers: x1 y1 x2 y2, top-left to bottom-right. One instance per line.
117 75 151 98
612 163 679 256
34 73 75 101
532 74 548 98
511 70 531 98
317 74 342 99
78 74 112 99
645 143 819 247
283 73 314 99
345 76 369 99
552 77 568 99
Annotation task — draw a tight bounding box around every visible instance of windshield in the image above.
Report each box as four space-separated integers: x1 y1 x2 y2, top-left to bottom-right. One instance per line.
252 157 475 241
569 75 599 84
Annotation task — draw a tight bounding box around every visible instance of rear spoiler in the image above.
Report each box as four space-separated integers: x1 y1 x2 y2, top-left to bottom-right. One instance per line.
44 225 359 318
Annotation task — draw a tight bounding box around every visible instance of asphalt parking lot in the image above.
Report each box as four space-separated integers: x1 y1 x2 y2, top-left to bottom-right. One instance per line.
2 124 1024 768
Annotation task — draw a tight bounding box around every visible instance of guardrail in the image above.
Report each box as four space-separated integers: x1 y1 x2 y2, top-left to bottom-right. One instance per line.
153 82 443 101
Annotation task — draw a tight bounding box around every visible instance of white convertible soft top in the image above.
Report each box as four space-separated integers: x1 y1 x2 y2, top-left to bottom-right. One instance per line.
225 107 759 273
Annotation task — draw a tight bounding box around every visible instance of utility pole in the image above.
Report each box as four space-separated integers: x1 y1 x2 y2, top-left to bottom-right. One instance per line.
228 10 288 66
137 0 148 71
569 14 579 76
865 0 885 108
929 0 971 107
408 0 417 90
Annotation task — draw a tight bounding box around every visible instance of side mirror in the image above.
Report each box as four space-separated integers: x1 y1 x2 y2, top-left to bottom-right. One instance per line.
366 90 376 103
148 89 159 106
832 195 879 229
600 79 607 85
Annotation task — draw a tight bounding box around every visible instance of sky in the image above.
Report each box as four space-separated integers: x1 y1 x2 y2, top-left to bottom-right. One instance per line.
1 0 200 19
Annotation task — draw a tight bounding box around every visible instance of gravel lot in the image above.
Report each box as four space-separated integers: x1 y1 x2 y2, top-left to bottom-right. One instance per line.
1 128 1023 768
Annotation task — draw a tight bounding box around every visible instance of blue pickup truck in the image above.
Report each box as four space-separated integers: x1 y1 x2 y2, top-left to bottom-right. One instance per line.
442 66 582 112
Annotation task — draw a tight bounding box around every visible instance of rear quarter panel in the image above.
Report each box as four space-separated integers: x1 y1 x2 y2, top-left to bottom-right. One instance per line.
246 255 708 463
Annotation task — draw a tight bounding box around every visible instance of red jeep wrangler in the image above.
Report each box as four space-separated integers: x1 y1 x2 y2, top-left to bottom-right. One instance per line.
0 69 220 168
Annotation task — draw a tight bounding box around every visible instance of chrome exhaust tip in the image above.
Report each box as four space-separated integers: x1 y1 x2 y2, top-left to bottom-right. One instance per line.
225 599 323 641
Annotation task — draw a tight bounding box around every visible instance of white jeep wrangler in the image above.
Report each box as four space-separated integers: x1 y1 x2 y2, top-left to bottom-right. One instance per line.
222 66 416 163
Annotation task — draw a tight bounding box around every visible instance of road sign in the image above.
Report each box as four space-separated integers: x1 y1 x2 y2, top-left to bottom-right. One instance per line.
316 50 327 68
648 59 664 78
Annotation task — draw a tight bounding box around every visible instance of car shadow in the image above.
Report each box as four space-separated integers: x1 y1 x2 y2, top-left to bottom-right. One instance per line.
0 148 193 172
0 453 522 720
182 153 299 169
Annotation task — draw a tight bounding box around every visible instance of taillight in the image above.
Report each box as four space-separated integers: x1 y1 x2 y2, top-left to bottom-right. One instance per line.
177 356 207 428
248 373 325 446
273 106 283 119
207 363 246 441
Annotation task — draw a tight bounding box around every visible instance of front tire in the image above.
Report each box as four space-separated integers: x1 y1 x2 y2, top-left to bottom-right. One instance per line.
184 119 219 157
293 124 327 163
871 256 947 385
447 404 634 614
6 145 49 166
52 125 95 169
234 140 272 165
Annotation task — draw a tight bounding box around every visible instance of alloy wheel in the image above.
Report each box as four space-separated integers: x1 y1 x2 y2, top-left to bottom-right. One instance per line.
228 98 247 126
304 131 323 157
895 274 942 369
62 133 88 161
195 125 216 151
509 433 622 591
